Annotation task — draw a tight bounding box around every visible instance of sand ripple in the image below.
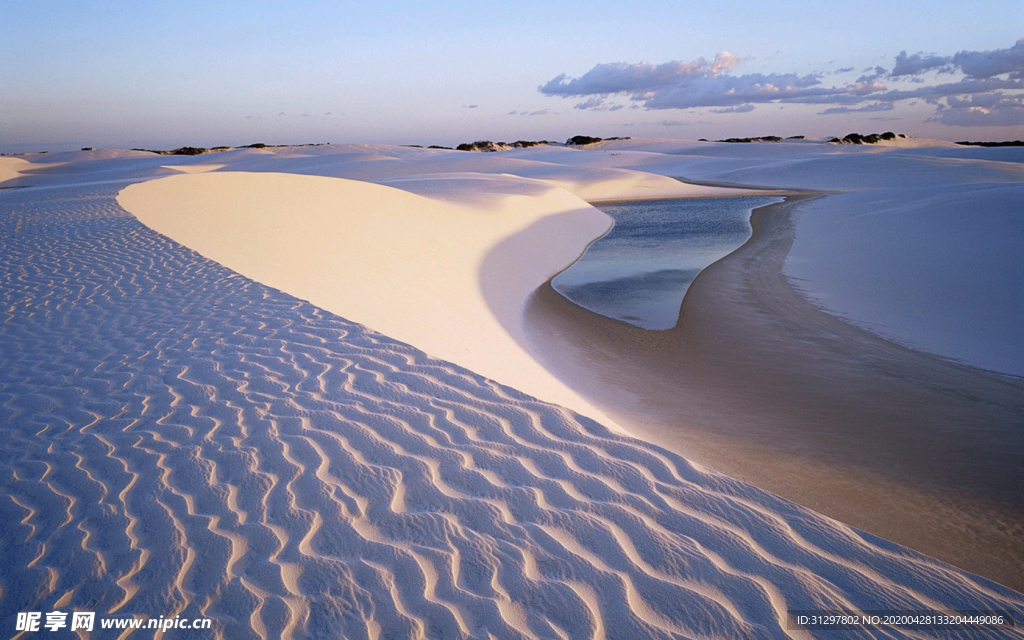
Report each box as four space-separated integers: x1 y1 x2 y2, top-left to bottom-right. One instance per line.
1 183 1021 638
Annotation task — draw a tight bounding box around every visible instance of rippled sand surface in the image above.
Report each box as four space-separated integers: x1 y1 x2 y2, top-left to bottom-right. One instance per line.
1 160 1022 638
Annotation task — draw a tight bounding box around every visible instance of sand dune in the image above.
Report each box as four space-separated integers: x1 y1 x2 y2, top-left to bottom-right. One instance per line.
186 142 751 203
2 145 1023 637
117 165 747 431
118 171 621 433
507 138 1024 377
0 157 35 185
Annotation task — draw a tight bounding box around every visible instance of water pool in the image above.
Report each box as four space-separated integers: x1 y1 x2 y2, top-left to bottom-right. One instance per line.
552 196 781 329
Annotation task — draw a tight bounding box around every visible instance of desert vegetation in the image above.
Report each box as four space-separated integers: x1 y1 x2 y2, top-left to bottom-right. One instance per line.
717 136 782 143
453 136 632 151
170 147 208 155
456 141 511 152
454 140 558 152
829 132 902 144
565 135 631 146
565 135 602 146
955 140 1024 147
124 142 330 155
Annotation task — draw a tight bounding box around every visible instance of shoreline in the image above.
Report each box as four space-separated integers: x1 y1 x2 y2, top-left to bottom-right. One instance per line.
582 189 797 205
524 193 1024 593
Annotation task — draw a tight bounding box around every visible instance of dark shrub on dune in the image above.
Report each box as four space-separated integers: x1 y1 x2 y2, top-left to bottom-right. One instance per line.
833 132 902 145
456 141 512 152
718 136 782 143
955 140 1024 147
171 147 207 155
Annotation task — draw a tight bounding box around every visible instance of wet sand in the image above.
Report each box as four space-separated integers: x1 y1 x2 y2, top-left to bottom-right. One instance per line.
524 193 1024 592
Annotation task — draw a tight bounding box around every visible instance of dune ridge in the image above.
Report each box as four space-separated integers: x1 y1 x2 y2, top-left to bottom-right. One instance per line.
3 179 1022 637
117 171 623 433
0 157 34 185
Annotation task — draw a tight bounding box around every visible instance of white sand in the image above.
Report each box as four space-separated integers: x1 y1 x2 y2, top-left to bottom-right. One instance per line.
2 143 1022 637
0 156 33 184
118 172 621 431
118 161 744 431
163 163 226 173
785 183 1024 376
520 138 1024 376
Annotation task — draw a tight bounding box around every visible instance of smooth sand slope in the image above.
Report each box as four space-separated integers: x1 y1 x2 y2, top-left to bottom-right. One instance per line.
0 157 33 184
1 145 1022 638
117 162 747 432
116 171 617 432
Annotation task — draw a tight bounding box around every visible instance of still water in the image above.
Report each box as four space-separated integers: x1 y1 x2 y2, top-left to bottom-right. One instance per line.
552 196 781 330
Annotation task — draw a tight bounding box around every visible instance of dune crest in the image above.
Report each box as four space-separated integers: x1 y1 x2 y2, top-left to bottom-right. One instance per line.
118 171 620 430
0 157 34 185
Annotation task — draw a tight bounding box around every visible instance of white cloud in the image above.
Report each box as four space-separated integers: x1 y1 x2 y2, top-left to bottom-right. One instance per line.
955 38 1024 79
574 97 607 110
893 38 1024 80
891 51 953 77
819 103 895 115
508 108 555 116
540 51 741 98
856 67 887 83
538 38 1024 128
928 92 1024 127
710 104 755 114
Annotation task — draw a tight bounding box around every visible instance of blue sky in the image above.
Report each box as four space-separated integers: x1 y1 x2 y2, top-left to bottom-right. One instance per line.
2 1 1021 152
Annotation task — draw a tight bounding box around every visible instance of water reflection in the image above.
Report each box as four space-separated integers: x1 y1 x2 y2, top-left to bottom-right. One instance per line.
552 196 781 329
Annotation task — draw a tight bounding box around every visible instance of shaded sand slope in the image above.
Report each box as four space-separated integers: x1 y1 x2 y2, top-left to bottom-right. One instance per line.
526 195 1024 593
4 181 1024 637
117 168 747 431
0 157 33 185
118 171 619 431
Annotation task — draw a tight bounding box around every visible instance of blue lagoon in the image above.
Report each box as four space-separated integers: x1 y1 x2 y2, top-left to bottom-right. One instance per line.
553 196 782 329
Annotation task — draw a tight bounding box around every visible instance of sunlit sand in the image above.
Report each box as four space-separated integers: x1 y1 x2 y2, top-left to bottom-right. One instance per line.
2 140 1021 637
